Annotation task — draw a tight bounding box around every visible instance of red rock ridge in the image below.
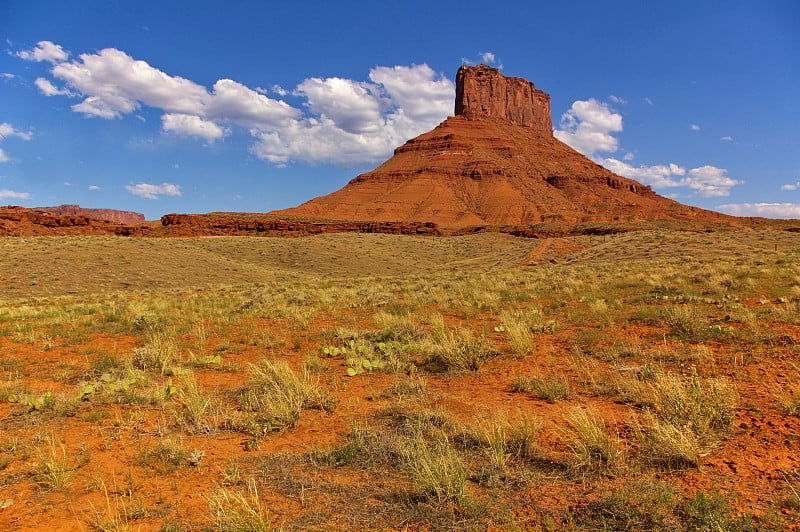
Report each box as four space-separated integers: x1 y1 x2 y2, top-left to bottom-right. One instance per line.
455 64 552 133
272 66 737 228
38 204 146 224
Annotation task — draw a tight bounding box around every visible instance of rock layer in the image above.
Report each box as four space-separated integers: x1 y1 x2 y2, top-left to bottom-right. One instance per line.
273 65 734 229
455 64 551 133
38 204 146 224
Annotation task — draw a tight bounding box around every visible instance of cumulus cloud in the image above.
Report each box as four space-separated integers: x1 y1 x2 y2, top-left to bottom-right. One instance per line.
17 41 68 63
780 180 800 191
0 188 31 200
0 148 9 163
716 203 800 218
0 122 33 141
29 43 455 166
553 96 743 198
162 113 229 142
35 77 74 96
125 182 181 200
369 64 454 122
599 158 741 197
554 99 622 155
209 79 299 129
295 77 381 134
691 124 700 131
50 48 210 118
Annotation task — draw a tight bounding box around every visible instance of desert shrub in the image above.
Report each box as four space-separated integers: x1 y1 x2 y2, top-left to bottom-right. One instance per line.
236 359 335 435
33 440 79 490
512 374 571 402
564 407 625 472
423 315 498 372
138 439 186 475
663 305 708 340
208 479 277 531
633 411 702 469
646 371 736 443
401 428 469 504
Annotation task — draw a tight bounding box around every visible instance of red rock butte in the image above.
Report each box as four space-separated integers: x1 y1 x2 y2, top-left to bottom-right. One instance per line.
272 64 733 229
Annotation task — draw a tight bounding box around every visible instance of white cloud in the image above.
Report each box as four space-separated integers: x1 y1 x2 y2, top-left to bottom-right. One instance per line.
209 78 299 129
295 77 382 134
51 48 210 118
781 180 800 191
35 77 74 96
720 136 733 141
0 189 31 200
644 97 654 105
0 148 9 163
623 152 635 161
30 43 455 166
683 166 742 197
88 185 100 190
480 52 496 64
162 113 229 142
125 182 181 200
609 95 627 104
369 64 454 122
716 203 800 218
599 158 741 197
0 122 33 141
554 99 623 155
17 41 68 63
1 73 16 80
691 124 700 131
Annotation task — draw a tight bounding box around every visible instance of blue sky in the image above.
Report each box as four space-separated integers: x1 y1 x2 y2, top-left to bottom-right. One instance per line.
1 0 798 220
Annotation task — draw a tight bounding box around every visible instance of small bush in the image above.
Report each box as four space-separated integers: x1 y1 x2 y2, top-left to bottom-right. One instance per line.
564 407 624 472
237 359 335 435
208 479 277 531
512 374 571 402
402 429 468 504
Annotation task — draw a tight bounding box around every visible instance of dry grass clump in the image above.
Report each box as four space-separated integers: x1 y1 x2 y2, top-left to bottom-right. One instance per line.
33 439 79 490
563 407 625 473
423 314 498 372
208 479 278 531
236 359 335 435
634 371 737 468
512 374 572 402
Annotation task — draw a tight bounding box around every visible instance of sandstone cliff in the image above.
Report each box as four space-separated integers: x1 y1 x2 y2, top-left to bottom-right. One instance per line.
38 204 146 224
272 65 731 228
455 64 551 132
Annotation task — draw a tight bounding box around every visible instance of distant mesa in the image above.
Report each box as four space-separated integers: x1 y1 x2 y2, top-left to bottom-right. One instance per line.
38 204 146 224
271 64 733 228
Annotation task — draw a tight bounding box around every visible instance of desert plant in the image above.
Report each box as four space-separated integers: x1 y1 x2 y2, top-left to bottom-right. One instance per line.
208 479 277 531
175 373 216 432
138 439 185 474
633 411 702 469
237 359 335 435
512 374 571 402
424 315 498 372
663 305 707 340
645 371 737 444
33 439 78 490
564 407 624 472
401 429 469 504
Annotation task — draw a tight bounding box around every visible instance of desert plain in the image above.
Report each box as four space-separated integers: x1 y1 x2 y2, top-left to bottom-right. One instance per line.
0 228 799 531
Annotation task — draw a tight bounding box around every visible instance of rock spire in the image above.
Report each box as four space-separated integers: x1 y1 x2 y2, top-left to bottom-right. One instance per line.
455 64 552 133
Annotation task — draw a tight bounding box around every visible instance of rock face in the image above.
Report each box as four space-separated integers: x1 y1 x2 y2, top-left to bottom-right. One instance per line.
38 204 146 224
455 64 552 133
272 65 732 229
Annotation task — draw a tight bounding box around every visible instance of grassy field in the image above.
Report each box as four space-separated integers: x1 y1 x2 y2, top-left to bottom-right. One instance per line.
1 230 799 530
